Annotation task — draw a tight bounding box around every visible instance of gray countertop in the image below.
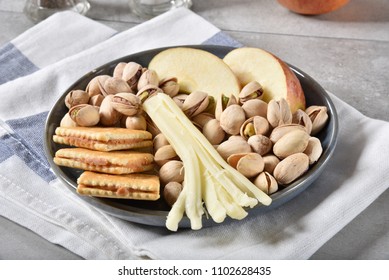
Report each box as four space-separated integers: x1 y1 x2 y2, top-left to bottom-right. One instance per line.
0 0 388 260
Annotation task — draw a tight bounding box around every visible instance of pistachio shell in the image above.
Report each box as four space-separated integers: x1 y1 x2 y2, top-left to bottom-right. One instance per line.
273 129 310 159
247 135 272 156
202 119 225 145
159 77 180 97
220 104 246 135
153 133 169 153
145 117 161 138
233 153 264 178
88 94 104 107
292 109 313 135
241 99 268 118
253 171 278 194
239 81 263 103
136 85 163 101
112 62 127 78
86 75 110 97
182 91 210 118
262 154 280 175
163 182 183 207
154 144 179 166
273 153 309 185
159 160 185 185
269 124 307 143
111 92 141 116
267 98 292 128
172 94 188 109
240 116 270 140
60 113 77 127
65 90 89 109
191 112 214 128
216 138 252 160
123 114 147 130
137 69 159 91
69 104 100 127
99 95 121 126
122 62 143 90
304 137 323 164
102 77 132 96
305 105 328 135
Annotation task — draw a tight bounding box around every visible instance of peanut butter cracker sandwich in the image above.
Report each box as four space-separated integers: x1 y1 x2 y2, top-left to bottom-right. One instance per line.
77 171 160 200
53 126 152 151
53 148 154 174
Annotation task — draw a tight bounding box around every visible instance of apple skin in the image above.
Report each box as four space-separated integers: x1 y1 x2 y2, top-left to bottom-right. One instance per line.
148 47 241 99
277 0 349 15
223 47 305 113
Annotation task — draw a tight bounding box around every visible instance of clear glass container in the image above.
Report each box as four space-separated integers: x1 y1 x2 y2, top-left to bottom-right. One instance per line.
24 0 91 23
130 0 192 18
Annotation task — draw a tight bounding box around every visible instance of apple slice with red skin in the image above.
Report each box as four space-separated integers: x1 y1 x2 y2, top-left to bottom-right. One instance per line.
223 47 306 113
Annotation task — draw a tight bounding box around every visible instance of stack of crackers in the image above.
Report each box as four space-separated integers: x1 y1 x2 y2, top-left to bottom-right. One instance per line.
53 126 160 201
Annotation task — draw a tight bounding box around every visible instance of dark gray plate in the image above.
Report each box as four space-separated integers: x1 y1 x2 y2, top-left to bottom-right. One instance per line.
44 45 338 228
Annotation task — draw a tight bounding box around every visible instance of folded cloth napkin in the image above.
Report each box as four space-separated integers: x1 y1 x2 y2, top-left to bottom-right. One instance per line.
0 8 388 260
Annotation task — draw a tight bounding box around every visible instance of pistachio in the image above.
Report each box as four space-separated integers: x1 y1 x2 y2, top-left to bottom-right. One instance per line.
102 77 132 96
220 104 246 135
112 62 127 78
253 172 278 195
65 90 89 109
88 94 104 107
240 116 270 139
154 144 179 166
159 160 185 185
86 75 110 97
305 105 328 135
292 109 313 135
273 129 310 159
69 104 100 127
122 62 143 90
239 81 264 103
216 137 252 160
247 135 272 156
159 77 180 97
163 181 183 207
267 98 292 128
145 117 161 138
273 153 309 185
202 119 226 145
172 94 188 109
99 95 121 126
304 137 323 165
153 133 170 153
241 99 268 119
269 124 307 143
60 113 77 127
137 69 159 91
262 154 280 175
227 153 264 178
215 94 237 121
111 93 141 116
136 85 163 102
191 112 214 128
181 91 210 118
122 114 147 130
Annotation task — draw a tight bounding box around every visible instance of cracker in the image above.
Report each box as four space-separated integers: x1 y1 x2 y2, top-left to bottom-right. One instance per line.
76 171 160 200
54 148 154 174
53 126 152 151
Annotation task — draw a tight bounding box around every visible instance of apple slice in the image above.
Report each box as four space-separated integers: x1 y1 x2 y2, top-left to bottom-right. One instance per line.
223 47 305 112
148 47 241 99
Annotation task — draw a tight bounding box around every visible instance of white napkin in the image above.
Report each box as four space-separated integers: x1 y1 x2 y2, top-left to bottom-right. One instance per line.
0 8 388 260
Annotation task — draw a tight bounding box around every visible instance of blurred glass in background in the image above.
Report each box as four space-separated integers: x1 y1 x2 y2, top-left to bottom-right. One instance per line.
130 0 192 18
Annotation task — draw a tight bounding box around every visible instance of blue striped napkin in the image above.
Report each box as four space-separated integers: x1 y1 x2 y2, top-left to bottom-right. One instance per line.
0 8 388 260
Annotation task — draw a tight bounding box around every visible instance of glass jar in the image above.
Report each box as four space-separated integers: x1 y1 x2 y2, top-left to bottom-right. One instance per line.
24 0 91 23
130 0 192 18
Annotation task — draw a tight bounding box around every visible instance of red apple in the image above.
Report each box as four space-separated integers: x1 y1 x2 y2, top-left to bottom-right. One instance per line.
223 47 305 113
277 0 349 15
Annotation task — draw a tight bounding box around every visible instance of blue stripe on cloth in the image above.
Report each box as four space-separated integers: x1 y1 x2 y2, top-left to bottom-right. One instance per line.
0 140 14 162
2 111 56 182
202 32 244 48
0 42 39 85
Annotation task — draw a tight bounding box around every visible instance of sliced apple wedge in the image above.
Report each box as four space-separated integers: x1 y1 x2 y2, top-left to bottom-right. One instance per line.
149 47 241 99
223 47 305 112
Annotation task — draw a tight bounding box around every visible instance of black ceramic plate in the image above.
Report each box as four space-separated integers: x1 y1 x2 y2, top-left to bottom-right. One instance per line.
44 45 338 228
